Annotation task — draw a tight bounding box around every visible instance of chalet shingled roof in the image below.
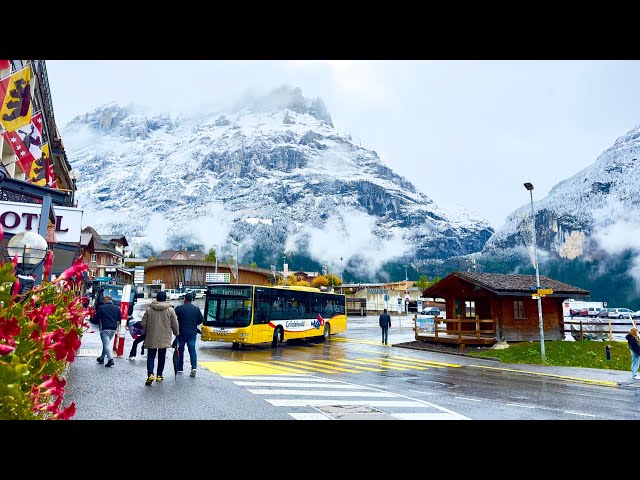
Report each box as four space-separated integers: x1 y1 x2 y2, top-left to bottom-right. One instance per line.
425 271 590 296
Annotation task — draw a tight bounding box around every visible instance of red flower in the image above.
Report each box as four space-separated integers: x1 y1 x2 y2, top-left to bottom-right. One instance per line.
53 402 76 420
11 280 20 296
43 250 54 281
52 328 81 362
0 344 15 355
57 257 88 283
0 316 20 345
38 374 66 396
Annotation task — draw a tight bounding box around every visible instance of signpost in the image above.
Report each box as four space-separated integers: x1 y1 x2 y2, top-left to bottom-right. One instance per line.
206 272 231 283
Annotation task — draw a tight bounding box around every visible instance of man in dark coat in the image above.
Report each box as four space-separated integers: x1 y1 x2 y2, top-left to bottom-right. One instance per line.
379 308 391 345
94 295 122 367
174 293 204 377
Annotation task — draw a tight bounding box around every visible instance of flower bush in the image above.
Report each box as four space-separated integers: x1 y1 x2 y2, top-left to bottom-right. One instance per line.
0 226 89 420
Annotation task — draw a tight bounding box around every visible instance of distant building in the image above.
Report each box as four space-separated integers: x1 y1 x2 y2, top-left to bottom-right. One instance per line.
79 226 131 284
157 250 205 261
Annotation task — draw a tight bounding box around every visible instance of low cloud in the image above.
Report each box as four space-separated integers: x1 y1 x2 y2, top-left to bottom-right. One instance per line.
285 207 411 278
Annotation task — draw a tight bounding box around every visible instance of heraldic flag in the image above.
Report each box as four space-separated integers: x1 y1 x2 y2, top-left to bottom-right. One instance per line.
1 111 43 174
0 65 32 132
29 142 50 187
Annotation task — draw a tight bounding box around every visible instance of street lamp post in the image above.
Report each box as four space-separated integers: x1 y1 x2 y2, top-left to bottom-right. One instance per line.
283 255 287 286
524 182 545 362
340 256 343 294
230 239 239 284
213 244 218 273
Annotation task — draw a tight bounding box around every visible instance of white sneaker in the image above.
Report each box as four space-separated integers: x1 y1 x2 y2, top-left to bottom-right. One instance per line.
190 368 197 378
128 357 135 360
633 375 640 380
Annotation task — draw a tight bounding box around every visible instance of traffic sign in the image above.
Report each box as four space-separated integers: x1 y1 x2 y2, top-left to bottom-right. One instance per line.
537 288 553 296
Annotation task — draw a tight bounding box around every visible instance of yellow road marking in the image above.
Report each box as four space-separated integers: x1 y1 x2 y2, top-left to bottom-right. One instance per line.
285 360 354 372
469 364 619 387
199 361 303 376
271 360 341 374
313 359 383 371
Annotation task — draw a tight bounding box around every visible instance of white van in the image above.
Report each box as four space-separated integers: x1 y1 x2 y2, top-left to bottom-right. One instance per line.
166 289 182 300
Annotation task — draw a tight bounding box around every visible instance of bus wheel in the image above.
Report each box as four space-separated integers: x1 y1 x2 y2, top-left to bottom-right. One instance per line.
231 343 240 350
272 327 283 348
322 323 331 341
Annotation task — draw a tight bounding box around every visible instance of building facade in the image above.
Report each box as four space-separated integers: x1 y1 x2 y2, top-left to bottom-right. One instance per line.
0 60 81 279
79 226 131 284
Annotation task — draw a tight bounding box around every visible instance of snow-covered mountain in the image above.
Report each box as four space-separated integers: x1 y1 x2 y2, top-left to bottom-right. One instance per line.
62 86 494 279
483 123 640 262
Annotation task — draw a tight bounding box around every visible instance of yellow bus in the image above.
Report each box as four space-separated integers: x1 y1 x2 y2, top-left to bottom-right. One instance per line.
200 284 347 349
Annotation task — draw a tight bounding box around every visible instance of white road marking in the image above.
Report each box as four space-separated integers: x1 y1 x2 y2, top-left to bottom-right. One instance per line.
266 399 430 407
247 389 397 397
564 410 596 417
234 381 369 388
454 396 482 402
506 403 536 409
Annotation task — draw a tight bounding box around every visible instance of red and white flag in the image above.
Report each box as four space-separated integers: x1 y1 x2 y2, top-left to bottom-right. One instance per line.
46 149 57 188
1 111 43 174
0 60 10 71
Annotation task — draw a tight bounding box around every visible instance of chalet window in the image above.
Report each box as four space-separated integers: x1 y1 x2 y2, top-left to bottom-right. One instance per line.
89 269 95 277
90 254 96 263
514 300 526 319
464 300 476 318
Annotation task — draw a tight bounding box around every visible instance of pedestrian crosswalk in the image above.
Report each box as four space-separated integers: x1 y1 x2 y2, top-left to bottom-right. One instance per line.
200 354 461 376
218 374 468 420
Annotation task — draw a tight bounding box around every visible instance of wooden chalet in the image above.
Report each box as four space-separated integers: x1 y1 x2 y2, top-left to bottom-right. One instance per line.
419 271 590 347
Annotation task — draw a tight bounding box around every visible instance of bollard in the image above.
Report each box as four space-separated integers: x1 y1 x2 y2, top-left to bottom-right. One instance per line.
606 344 611 361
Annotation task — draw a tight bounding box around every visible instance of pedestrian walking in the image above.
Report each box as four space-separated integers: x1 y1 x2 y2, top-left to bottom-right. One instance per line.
94 295 122 368
626 327 640 380
141 291 179 385
174 292 204 377
379 308 391 345
127 318 146 359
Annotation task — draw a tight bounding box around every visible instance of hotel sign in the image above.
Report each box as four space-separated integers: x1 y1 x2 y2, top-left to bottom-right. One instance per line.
0 200 83 243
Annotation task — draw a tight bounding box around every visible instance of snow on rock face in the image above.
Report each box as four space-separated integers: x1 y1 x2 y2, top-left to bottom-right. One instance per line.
62 86 493 274
483 122 640 262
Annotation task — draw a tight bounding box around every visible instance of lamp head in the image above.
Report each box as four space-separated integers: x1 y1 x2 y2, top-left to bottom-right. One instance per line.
7 231 48 266
524 182 534 191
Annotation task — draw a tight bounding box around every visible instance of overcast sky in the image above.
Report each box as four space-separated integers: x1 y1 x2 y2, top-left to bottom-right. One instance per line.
46 60 640 230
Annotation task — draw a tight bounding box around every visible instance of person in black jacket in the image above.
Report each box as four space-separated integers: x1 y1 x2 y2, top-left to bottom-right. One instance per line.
174 293 204 377
626 327 640 380
94 295 122 368
379 308 391 345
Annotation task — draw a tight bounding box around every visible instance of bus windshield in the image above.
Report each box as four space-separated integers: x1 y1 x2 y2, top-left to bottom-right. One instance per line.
204 286 253 328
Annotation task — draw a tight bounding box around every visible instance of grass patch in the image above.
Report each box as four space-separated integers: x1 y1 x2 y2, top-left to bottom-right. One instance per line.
468 340 632 371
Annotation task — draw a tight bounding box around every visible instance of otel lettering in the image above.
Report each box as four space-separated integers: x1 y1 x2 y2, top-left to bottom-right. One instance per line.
0 211 69 232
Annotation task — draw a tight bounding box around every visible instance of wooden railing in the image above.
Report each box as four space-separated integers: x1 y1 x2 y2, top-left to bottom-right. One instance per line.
415 316 496 344
562 318 638 341
435 317 496 342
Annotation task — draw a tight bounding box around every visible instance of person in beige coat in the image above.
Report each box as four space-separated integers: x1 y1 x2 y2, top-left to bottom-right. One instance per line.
141 290 179 385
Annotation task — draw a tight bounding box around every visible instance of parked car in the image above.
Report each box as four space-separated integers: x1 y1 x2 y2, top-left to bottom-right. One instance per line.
633 311 640 319
165 289 182 300
586 307 601 317
421 307 441 316
570 307 588 317
600 307 634 319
